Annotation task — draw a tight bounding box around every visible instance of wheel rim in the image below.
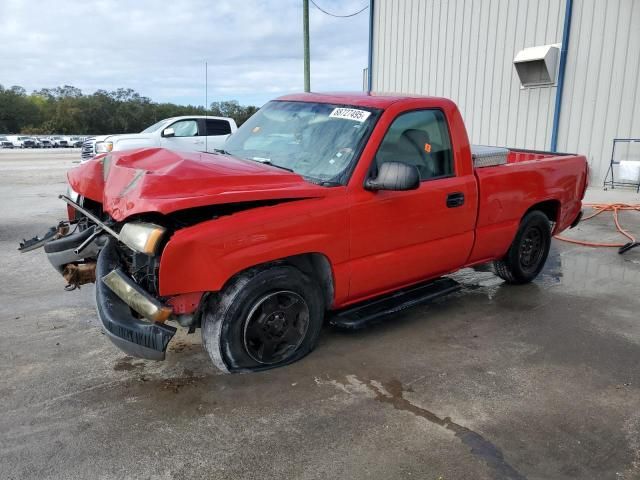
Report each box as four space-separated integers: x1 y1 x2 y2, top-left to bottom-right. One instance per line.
243 291 310 365
519 225 546 273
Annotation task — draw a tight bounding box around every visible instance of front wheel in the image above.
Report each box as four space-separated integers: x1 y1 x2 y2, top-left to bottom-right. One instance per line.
201 265 324 373
493 210 551 284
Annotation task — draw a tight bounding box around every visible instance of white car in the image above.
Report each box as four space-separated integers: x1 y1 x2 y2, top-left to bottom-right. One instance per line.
48 136 69 148
38 138 54 148
64 136 83 148
5 136 33 148
82 116 237 162
0 136 14 148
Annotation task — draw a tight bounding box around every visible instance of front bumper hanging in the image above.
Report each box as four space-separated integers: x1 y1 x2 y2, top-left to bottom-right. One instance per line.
96 238 176 360
21 194 176 360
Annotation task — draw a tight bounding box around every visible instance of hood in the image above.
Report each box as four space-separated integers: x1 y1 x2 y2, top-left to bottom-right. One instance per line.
105 133 156 151
68 147 327 221
107 133 153 142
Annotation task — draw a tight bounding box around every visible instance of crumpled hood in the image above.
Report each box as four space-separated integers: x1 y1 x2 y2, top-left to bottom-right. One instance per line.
68 147 326 221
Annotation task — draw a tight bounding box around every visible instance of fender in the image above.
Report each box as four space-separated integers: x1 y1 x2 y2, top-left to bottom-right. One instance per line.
158 192 351 303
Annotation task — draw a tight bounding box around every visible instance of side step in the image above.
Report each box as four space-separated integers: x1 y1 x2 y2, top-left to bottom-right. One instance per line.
329 277 461 330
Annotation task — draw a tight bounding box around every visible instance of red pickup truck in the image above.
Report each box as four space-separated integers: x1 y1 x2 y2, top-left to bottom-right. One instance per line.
23 93 588 372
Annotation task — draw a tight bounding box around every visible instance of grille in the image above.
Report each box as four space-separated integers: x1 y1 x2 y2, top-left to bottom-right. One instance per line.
81 138 96 159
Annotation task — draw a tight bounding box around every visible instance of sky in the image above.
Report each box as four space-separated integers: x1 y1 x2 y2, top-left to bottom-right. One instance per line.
0 0 370 107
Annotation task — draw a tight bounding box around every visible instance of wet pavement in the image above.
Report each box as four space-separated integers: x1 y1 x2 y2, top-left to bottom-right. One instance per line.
1 151 639 479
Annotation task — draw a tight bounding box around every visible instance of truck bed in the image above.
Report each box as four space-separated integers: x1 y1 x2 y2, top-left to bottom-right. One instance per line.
472 145 577 167
467 147 588 265
506 147 578 163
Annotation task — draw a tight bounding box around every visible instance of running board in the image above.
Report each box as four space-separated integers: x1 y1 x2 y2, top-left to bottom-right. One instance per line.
329 277 461 330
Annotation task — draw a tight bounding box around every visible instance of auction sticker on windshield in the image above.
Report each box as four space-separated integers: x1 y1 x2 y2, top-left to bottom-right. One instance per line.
329 108 371 122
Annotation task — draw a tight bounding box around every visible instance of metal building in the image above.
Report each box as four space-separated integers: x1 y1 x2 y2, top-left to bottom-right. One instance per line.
368 0 640 182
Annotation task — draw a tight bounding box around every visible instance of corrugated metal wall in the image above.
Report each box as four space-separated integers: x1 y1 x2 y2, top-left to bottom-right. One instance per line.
371 0 640 182
372 0 565 150
557 0 640 181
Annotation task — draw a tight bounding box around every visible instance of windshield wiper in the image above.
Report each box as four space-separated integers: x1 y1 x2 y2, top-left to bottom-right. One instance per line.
249 158 294 173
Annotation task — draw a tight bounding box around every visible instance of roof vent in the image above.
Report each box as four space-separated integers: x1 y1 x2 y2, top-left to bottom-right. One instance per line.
514 44 560 87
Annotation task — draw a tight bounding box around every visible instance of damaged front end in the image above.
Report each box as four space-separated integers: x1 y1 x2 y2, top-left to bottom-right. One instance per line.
19 195 178 360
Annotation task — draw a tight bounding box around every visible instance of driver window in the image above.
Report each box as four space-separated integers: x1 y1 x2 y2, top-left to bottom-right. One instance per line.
170 119 198 137
375 110 453 181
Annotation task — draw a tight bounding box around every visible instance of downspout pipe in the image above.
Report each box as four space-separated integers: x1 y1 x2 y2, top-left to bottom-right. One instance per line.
550 0 573 152
367 0 374 92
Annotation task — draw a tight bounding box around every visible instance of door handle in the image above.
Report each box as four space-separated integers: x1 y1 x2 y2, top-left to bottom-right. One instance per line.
446 192 465 208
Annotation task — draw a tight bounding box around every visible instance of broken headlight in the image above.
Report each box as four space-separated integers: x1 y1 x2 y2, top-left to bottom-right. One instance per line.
119 222 166 255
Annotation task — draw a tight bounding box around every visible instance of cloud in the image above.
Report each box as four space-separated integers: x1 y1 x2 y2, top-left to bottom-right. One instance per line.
0 0 369 106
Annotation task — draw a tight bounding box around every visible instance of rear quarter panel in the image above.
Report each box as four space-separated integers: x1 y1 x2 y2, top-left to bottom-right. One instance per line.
468 154 588 263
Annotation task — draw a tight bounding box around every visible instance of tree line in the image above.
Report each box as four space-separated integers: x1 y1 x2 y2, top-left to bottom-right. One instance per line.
0 84 259 135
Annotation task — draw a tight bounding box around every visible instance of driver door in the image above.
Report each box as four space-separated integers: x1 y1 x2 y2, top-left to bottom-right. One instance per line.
347 109 477 300
160 118 204 152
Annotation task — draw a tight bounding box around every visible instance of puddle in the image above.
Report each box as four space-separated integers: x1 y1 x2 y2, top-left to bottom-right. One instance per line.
450 243 640 300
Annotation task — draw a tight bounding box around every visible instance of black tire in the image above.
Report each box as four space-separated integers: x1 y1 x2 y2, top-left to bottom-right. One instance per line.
201 265 324 373
493 210 551 284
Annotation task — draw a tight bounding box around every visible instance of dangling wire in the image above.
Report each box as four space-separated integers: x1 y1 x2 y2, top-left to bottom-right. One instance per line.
309 0 369 18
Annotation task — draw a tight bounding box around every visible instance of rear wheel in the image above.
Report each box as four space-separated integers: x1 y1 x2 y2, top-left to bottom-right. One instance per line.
201 265 324 373
493 210 551 284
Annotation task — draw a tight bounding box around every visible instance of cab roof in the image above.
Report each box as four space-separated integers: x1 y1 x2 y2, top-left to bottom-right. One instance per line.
276 91 444 109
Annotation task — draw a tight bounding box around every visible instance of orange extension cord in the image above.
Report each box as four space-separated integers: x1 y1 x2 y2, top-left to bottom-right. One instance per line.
554 203 640 250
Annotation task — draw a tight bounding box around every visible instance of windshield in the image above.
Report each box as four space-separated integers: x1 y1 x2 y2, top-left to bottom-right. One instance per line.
224 101 379 184
141 119 169 133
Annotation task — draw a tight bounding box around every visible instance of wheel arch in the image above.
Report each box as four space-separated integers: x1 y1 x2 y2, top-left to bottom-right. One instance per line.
219 252 336 311
525 199 560 224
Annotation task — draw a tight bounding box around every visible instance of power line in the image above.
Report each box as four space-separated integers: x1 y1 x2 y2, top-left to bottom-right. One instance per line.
309 0 368 18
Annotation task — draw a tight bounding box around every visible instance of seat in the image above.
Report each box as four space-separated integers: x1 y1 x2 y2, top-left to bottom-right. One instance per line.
402 129 450 178
375 128 436 179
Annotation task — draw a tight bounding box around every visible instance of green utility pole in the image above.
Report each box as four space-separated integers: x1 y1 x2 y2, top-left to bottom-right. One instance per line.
303 0 310 92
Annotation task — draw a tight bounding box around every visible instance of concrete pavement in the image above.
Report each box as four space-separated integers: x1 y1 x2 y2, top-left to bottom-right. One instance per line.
1 151 639 479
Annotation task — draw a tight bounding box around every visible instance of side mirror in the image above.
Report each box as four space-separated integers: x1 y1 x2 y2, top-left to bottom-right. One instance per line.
162 127 175 138
365 161 420 191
